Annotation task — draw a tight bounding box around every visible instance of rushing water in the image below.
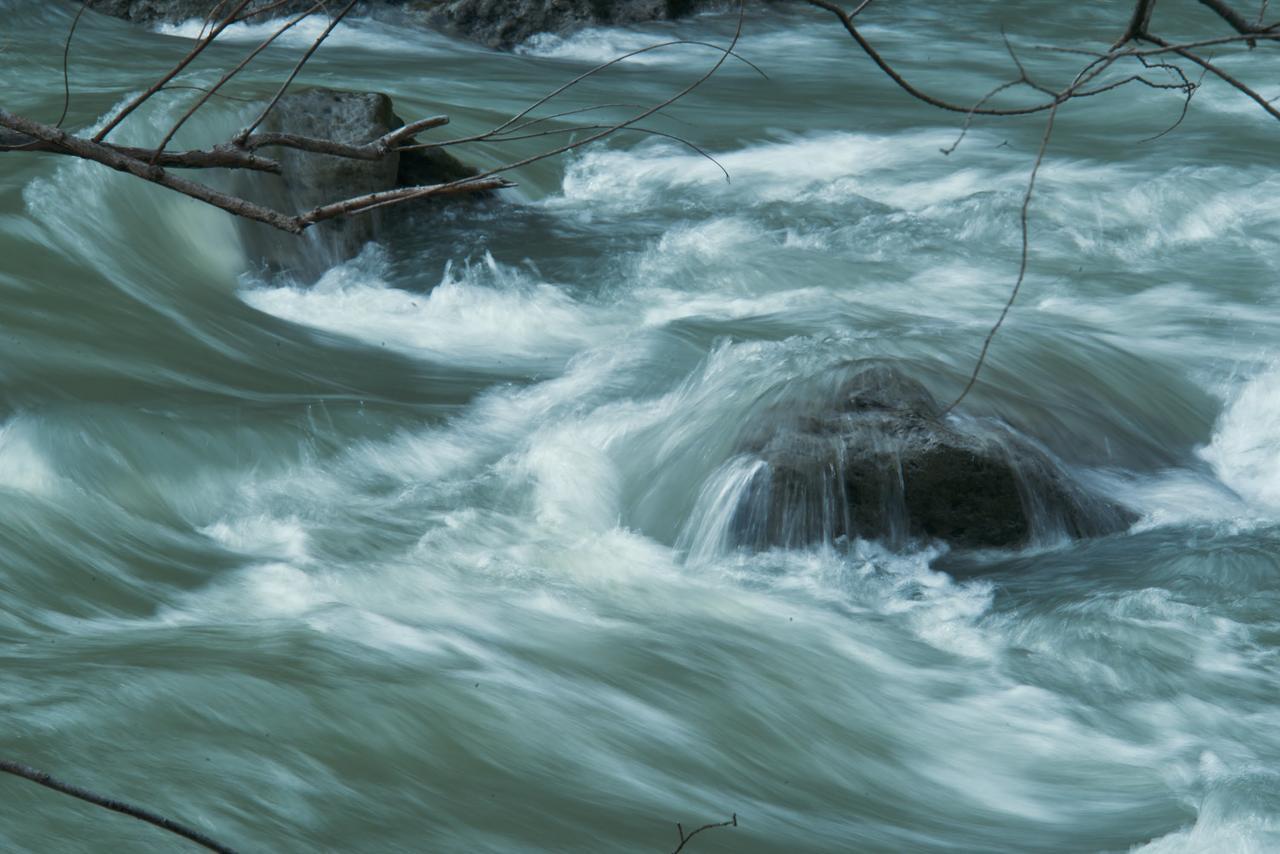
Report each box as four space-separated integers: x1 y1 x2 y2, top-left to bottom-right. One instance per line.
3 1 1280 851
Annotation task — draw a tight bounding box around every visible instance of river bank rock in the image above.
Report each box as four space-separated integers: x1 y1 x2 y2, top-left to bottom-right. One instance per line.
91 0 723 50
90 0 320 24
730 362 1136 552
236 87 483 275
409 0 724 50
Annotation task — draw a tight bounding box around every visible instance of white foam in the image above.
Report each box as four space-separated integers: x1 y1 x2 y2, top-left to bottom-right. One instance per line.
1202 366 1280 512
22 95 246 287
201 514 310 563
1105 468 1253 531
553 130 1024 213
243 247 613 370
155 15 437 53
678 455 765 565
1134 751 1280 853
0 419 57 496
517 27 700 64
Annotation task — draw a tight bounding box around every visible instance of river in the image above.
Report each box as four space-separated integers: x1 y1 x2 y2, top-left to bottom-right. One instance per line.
2 1 1279 851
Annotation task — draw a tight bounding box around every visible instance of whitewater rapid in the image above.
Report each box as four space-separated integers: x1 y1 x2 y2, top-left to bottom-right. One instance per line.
2 1 1280 851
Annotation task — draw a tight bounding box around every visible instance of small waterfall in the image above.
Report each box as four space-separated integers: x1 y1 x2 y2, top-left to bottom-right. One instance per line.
677 454 765 564
686 361 1136 558
234 89 401 279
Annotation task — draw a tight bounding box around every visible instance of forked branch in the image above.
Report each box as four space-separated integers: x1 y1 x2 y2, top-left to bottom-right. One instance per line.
803 0 1280 409
672 813 738 853
1 0 744 235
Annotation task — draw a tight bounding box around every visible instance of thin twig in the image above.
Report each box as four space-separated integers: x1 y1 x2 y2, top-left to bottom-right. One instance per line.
93 0 257 142
56 0 92 129
432 3 749 197
0 0 92 152
942 100 1061 414
1146 33 1280 119
1134 54 1203 142
151 1 326 163
672 813 737 854
430 122 732 180
941 80 1023 155
235 0 359 143
158 84 260 103
804 0 1060 116
1196 0 1278 34
477 38 767 146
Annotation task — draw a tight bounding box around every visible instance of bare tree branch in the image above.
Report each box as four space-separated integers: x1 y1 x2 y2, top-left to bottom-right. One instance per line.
672 813 737 854
803 0 1059 116
942 100 1060 414
244 114 449 160
0 107 307 230
0 125 282 171
1118 0 1161 45
94 0 257 142
297 176 516 223
236 0 359 143
150 1 327 163
428 4 749 194
0 0 749 239
804 0 1280 406
1146 33 1280 119
0 758 239 854
1196 0 1279 34
1133 54 1204 142
56 1 93 130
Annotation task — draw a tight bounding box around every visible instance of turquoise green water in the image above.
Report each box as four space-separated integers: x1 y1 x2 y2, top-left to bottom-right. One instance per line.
3 2 1280 851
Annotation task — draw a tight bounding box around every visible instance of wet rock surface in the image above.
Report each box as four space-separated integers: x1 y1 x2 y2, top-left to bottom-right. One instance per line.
731 362 1137 552
90 0 724 49
236 87 482 275
90 0 323 25
411 0 724 50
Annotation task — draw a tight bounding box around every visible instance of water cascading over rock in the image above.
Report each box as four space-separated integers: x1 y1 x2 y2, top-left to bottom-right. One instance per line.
727 362 1136 552
236 87 481 277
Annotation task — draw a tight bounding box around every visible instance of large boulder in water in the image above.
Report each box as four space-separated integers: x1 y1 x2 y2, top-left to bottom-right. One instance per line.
236 87 482 276
730 362 1135 551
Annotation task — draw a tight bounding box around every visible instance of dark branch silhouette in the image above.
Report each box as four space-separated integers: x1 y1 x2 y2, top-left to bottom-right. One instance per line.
803 0 1280 409
0 1 746 234
0 758 239 853
672 813 738 853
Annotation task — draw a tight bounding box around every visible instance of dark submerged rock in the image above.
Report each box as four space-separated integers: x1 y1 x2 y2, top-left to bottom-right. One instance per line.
731 362 1136 552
